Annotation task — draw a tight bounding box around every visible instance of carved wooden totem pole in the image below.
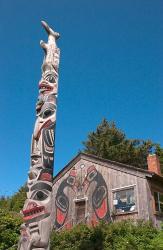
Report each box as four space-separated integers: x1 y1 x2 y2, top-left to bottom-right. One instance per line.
18 21 60 250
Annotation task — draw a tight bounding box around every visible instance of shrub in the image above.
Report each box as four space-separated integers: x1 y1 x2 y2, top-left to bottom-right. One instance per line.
50 220 161 250
0 209 22 250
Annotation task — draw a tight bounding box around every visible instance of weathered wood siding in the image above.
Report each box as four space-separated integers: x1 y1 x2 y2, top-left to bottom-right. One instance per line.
147 179 163 227
51 155 154 230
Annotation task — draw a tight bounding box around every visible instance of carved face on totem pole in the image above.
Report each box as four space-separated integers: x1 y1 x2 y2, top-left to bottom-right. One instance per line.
39 70 58 95
19 21 60 250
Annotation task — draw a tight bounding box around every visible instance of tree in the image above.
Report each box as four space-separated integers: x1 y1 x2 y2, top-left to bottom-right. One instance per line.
0 185 26 213
83 119 162 169
9 186 26 213
0 196 10 211
155 146 163 174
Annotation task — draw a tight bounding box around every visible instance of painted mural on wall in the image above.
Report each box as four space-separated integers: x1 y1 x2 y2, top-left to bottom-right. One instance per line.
19 21 60 250
55 169 77 229
84 165 110 223
54 165 111 230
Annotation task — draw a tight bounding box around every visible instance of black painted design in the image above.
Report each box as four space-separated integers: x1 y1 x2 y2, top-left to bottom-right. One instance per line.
31 182 52 192
42 122 55 168
55 169 77 229
85 166 111 221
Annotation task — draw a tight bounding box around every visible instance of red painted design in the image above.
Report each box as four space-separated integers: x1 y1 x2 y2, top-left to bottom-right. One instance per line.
39 80 53 92
94 199 107 219
69 169 76 177
23 202 46 221
56 208 67 225
55 165 111 229
39 173 52 182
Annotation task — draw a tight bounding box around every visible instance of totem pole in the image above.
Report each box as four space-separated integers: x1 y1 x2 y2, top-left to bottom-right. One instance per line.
18 21 60 250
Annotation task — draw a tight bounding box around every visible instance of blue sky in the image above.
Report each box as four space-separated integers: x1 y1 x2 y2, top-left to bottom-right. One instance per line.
0 0 163 195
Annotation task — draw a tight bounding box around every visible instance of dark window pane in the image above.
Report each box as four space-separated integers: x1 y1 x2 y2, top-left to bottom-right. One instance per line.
114 188 135 213
159 193 163 203
154 192 159 212
159 193 163 213
160 202 163 213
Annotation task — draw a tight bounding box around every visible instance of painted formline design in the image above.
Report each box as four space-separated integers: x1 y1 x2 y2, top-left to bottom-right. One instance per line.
18 21 60 250
54 165 111 230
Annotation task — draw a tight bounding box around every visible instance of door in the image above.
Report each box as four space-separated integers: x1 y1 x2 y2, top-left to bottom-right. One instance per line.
75 200 86 224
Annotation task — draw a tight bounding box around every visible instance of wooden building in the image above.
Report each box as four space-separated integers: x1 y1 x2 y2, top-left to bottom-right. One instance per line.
52 153 163 230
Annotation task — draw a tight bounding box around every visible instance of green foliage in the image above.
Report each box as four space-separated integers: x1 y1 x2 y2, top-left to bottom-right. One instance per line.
0 209 22 250
9 186 26 212
51 224 94 250
0 186 26 212
150 230 163 250
50 220 161 250
0 186 26 249
0 196 10 210
83 119 162 169
155 146 163 174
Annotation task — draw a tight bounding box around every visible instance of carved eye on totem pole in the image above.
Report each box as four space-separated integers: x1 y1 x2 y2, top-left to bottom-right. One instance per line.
26 181 52 203
45 74 56 83
31 190 49 201
30 182 52 200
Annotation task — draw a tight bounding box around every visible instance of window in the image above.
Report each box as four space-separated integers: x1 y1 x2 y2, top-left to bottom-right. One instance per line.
113 188 136 213
154 192 163 213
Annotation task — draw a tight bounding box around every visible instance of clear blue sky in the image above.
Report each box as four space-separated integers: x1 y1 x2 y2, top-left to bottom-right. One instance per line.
0 0 163 196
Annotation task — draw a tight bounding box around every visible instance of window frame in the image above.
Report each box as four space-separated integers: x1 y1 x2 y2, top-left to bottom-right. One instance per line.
112 185 137 215
154 191 163 214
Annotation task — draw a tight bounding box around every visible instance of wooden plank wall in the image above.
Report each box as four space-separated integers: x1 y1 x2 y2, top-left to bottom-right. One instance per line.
52 157 152 229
